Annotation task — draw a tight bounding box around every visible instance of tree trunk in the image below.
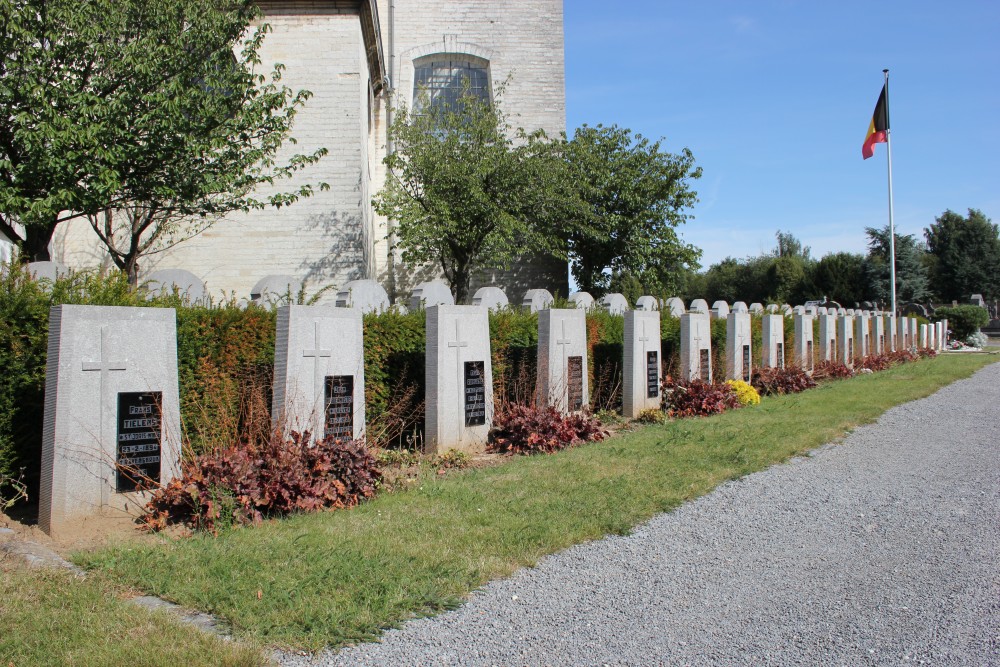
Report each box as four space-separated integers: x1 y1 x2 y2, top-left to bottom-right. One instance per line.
24 222 56 262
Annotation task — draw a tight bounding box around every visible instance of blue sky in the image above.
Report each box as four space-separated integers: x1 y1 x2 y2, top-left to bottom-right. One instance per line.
564 0 1000 270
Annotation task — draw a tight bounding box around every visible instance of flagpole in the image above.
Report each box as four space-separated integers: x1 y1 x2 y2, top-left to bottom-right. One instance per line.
884 69 897 315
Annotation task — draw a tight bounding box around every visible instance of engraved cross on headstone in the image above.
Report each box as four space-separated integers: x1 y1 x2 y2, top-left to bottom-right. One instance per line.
81 326 128 502
302 321 333 400
447 318 469 441
556 318 574 404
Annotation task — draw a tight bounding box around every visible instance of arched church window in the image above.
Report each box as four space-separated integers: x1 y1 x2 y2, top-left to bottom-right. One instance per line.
412 56 490 113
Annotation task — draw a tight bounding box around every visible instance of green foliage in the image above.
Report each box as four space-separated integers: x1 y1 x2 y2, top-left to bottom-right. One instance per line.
811 252 869 306
864 225 930 305
564 124 702 296
925 208 1000 301
375 85 575 303
0 0 325 269
932 305 990 340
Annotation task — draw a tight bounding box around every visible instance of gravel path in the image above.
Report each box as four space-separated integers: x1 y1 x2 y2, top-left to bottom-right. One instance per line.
279 361 1000 666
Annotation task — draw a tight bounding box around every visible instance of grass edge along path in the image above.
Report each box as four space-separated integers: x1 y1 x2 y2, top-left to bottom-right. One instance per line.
0 556 265 666
77 354 997 652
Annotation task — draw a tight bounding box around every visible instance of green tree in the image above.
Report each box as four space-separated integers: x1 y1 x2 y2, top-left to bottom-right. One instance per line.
374 86 575 304
563 124 702 296
812 252 869 307
864 225 931 307
0 0 325 279
924 208 1000 301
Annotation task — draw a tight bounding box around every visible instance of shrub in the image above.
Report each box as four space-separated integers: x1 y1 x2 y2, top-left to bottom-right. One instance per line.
933 305 990 340
662 377 741 418
488 404 606 455
917 347 938 359
857 353 895 372
634 408 667 424
725 379 761 406
966 331 989 348
142 432 381 533
750 366 816 396
812 360 854 381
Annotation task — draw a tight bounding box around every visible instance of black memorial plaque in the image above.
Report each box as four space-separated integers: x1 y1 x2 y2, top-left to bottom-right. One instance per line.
324 375 354 440
116 391 162 493
699 349 711 382
776 342 784 369
742 345 751 382
567 356 584 411
464 361 487 427
646 351 659 399
807 340 814 370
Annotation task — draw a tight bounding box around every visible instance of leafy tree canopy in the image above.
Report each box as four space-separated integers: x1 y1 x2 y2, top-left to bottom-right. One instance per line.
374 85 578 304
563 124 701 297
864 225 931 306
0 0 326 274
924 208 1000 301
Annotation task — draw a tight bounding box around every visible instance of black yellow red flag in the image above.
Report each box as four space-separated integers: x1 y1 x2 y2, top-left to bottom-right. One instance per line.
862 84 889 159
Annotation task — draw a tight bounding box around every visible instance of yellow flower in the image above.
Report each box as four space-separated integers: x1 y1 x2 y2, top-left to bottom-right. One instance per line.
726 379 761 406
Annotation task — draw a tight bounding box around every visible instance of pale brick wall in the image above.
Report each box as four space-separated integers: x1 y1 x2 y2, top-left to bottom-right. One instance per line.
53 1 568 303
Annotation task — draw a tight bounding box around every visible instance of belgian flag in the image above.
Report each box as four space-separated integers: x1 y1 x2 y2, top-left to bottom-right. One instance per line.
862 84 889 159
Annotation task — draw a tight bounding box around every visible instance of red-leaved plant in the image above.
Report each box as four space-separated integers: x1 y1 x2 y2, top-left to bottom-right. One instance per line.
488 404 606 455
750 366 817 396
661 376 741 418
142 431 381 533
812 360 855 381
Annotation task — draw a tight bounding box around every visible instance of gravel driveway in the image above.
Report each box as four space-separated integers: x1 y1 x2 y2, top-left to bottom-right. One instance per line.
280 361 1000 666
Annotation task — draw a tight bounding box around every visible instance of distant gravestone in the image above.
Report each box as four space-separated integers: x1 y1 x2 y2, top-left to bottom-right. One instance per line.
793 306 805 315
732 301 749 314
846 308 856 316
145 269 207 304
426 305 493 454
838 314 855 367
766 304 779 314
623 311 662 418
854 312 870 359
27 261 69 284
335 279 390 314
762 314 784 369
635 295 659 312
885 314 897 352
39 305 181 537
568 291 595 310
819 311 837 363
665 297 686 317
817 306 828 315
409 280 454 311
537 309 589 413
909 318 918 348
689 299 710 314
680 312 712 383
725 310 752 382
272 306 365 441
793 312 815 372
970 294 985 307
805 305 819 316
251 274 302 307
600 292 629 315
522 288 555 313
712 301 730 320
897 316 908 350
920 323 929 349
472 286 509 311
749 303 764 315
872 314 885 354
940 319 949 348
780 304 793 315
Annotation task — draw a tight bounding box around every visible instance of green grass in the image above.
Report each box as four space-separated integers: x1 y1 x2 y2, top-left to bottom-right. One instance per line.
0 556 266 666
77 353 997 651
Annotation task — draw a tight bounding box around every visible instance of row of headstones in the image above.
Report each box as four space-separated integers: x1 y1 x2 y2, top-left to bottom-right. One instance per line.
38 304 664 537
678 308 949 383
